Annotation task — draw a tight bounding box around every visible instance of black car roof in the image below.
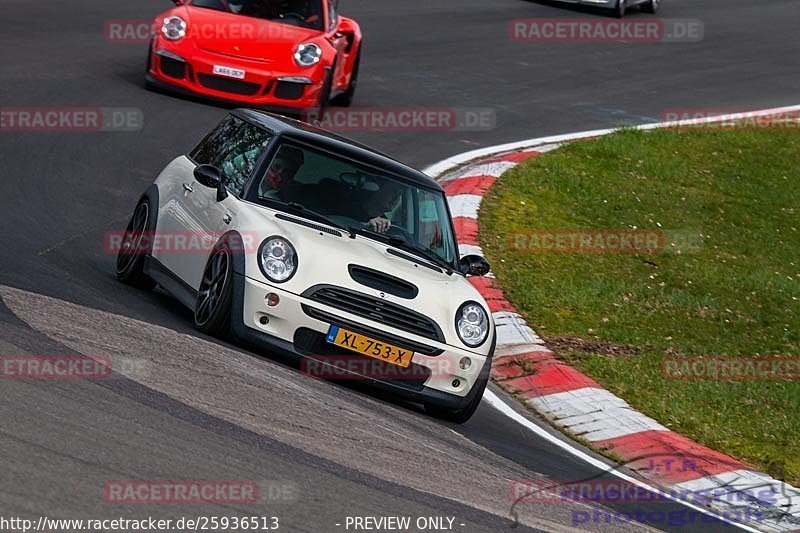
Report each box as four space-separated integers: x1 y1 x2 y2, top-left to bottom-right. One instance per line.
232 109 443 191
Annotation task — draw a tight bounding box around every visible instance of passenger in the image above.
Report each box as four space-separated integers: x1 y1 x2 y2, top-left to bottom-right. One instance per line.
260 146 305 199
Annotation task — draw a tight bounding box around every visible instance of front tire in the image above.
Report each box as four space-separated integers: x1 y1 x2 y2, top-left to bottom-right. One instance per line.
425 372 489 424
642 0 660 14
116 200 156 290
314 67 334 115
144 39 156 89
194 244 234 337
330 47 360 107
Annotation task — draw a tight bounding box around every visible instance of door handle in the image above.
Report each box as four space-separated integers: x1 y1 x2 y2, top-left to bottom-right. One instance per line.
223 214 232 225
182 183 193 193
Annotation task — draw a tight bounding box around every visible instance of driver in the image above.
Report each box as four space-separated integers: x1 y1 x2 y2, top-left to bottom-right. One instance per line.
260 146 304 199
359 181 402 234
284 0 321 25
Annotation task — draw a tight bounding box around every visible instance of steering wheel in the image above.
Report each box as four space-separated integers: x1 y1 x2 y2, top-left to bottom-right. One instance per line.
339 172 367 191
385 224 413 241
279 12 307 23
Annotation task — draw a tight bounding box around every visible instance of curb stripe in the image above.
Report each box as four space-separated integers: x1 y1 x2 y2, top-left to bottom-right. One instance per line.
444 161 517 180
591 430 747 484
492 350 555 382
484 150 543 164
493 311 544 347
458 243 484 258
504 361 601 398
467 277 517 313
442 175 496 196
452 217 479 246
527 388 669 442
446 194 482 219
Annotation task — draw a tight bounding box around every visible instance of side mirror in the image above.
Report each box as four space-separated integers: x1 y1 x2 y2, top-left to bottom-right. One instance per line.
194 164 222 188
460 254 491 277
193 164 228 201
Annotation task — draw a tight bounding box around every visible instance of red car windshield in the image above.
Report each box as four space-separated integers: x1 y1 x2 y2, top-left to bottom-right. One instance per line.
190 0 324 31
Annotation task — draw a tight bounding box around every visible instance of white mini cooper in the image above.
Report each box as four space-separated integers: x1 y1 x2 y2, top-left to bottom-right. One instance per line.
116 110 494 422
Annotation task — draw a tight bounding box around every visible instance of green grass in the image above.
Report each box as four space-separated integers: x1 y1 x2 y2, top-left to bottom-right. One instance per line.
479 127 800 484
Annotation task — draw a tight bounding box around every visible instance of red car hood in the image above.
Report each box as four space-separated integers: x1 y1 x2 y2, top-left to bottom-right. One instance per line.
184 7 321 62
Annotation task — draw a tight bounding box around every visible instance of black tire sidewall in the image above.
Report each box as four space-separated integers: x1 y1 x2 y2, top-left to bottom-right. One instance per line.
194 243 234 336
116 199 155 289
332 47 360 107
643 0 659 13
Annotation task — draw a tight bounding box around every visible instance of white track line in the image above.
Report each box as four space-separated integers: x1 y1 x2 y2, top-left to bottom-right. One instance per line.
423 104 800 178
483 389 761 532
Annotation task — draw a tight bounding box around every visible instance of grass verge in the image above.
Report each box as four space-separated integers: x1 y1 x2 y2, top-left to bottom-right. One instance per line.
479 127 800 484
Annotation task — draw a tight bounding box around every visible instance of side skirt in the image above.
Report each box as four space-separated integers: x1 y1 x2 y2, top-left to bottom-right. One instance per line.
143 256 198 311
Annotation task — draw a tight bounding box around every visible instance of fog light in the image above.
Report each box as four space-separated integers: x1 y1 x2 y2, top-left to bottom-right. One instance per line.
259 316 270 325
265 293 280 307
459 357 472 371
452 378 461 388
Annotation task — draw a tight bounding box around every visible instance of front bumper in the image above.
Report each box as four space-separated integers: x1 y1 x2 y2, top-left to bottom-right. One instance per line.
230 273 493 410
147 40 325 111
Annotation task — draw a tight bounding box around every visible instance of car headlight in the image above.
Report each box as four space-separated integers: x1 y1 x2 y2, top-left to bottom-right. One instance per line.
162 16 187 41
294 43 322 67
456 302 489 348
258 237 298 283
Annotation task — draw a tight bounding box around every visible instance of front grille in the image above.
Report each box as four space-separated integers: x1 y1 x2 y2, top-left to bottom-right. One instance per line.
293 328 431 391
160 56 186 79
274 81 306 100
301 305 442 355
303 285 444 342
197 74 260 96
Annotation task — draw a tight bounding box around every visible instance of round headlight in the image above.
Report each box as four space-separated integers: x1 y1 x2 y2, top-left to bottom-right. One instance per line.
456 302 489 348
294 43 322 67
162 16 187 41
258 237 297 283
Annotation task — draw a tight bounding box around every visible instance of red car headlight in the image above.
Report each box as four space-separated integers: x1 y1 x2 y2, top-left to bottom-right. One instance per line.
294 43 322 67
162 16 187 41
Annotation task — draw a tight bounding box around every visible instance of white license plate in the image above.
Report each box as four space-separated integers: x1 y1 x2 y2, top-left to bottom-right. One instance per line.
212 65 246 80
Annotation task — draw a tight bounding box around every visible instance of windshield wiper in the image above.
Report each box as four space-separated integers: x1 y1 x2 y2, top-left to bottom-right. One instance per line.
358 228 455 275
260 197 356 238
284 202 357 238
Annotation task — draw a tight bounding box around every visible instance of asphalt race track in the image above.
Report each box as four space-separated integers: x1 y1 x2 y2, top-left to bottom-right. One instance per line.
1 0 798 531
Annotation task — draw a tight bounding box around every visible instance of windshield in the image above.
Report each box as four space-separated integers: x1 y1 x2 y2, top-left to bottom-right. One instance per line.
249 141 459 268
190 0 324 30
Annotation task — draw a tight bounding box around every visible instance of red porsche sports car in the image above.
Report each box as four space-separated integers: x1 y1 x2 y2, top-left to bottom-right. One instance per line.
146 0 362 113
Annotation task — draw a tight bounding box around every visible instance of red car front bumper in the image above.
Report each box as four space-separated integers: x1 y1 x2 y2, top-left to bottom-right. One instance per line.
147 37 327 112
